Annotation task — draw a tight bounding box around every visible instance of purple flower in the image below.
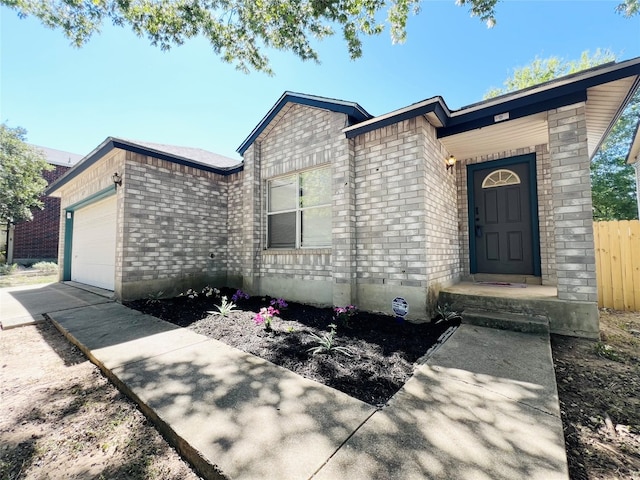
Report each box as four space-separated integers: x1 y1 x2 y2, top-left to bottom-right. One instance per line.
232 289 250 303
270 298 288 309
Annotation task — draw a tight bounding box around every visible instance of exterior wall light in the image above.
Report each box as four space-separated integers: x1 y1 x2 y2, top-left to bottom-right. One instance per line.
112 172 123 187
446 155 457 172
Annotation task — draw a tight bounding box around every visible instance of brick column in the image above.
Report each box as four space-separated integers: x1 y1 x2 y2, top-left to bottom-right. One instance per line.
548 103 598 302
241 143 262 294
332 137 357 307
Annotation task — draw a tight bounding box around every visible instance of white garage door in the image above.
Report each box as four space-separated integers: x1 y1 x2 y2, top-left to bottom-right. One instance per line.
71 195 117 290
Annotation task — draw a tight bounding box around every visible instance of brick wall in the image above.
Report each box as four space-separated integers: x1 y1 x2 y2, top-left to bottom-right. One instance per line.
120 152 229 299
13 164 71 262
420 118 460 288
239 104 346 304
354 118 429 288
548 103 598 303
352 116 459 317
226 171 244 283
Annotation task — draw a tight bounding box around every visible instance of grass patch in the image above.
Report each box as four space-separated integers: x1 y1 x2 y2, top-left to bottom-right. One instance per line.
0 273 58 288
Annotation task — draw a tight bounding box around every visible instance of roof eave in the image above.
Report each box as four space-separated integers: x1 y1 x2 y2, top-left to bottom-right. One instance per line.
236 91 372 155
439 58 640 140
342 97 450 139
46 137 243 195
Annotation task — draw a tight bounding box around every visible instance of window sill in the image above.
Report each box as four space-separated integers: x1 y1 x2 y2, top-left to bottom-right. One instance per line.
263 248 332 255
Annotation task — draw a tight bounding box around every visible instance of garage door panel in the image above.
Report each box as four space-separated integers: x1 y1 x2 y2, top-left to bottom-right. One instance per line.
71 196 116 290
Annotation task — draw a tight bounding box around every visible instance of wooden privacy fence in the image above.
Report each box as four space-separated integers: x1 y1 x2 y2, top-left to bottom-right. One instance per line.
593 220 640 311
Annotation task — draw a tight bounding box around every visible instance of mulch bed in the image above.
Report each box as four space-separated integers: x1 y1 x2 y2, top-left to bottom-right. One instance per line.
126 288 459 406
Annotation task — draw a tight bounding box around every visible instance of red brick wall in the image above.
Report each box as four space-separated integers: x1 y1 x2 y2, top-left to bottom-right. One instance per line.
12 165 70 262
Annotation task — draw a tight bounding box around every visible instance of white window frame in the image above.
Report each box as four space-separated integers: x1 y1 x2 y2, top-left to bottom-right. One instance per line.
481 169 522 189
266 165 331 249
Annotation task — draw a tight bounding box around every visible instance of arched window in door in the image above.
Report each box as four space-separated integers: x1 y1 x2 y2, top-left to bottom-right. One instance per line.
481 169 521 189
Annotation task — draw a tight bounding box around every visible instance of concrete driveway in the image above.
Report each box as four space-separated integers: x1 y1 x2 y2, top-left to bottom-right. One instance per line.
0 282 113 330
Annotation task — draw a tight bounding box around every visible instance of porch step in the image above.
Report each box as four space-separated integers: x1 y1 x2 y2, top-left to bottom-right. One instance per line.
438 285 553 335
462 309 549 334
468 274 542 285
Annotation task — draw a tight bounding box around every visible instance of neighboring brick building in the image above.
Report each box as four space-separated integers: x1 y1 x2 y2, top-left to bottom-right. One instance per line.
47 57 640 337
8 146 82 264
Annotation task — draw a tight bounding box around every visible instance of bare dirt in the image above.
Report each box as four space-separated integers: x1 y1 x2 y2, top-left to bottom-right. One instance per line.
0 321 202 480
552 309 640 480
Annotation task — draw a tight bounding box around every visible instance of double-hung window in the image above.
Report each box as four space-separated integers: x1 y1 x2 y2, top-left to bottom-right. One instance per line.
267 166 331 248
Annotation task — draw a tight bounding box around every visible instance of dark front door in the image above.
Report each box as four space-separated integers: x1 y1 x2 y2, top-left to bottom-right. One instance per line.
472 161 534 275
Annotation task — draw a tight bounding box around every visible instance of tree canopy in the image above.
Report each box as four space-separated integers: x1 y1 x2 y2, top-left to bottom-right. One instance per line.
0 124 53 226
591 94 639 220
2 0 638 74
484 50 639 221
483 50 617 99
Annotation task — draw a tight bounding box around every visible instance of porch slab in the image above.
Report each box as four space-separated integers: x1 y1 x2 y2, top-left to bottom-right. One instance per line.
440 282 599 339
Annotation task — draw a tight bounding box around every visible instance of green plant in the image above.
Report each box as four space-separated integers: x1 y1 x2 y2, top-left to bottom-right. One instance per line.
0 263 18 275
31 261 58 273
307 324 352 357
433 303 462 324
210 296 237 317
593 342 623 362
146 291 164 304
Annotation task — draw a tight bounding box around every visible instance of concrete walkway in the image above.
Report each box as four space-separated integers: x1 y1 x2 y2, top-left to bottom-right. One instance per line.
0 283 569 479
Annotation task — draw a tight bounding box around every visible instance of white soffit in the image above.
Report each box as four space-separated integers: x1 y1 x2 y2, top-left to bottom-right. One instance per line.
438 113 548 160
585 76 638 158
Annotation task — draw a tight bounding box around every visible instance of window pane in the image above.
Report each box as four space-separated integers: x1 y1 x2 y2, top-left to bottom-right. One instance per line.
268 212 296 248
301 207 331 247
269 176 297 212
300 167 331 208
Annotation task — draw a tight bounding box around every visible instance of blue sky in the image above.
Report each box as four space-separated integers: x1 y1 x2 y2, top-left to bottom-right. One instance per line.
1 1 639 161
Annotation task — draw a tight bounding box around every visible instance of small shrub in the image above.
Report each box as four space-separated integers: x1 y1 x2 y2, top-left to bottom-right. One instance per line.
308 323 352 357
432 303 461 325
254 306 279 331
231 289 250 303
270 298 288 310
334 305 358 327
31 261 58 273
210 296 237 317
0 263 18 276
146 291 164 304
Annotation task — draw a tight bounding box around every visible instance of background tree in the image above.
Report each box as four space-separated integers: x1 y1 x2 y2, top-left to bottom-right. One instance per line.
0 124 53 230
484 50 639 221
591 94 639 220
1 0 638 74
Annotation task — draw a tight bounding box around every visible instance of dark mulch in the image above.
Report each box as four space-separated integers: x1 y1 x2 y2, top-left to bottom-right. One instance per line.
126 288 459 406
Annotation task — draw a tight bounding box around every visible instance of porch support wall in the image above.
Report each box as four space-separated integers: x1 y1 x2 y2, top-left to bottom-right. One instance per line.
332 137 357 307
240 143 262 295
548 103 598 303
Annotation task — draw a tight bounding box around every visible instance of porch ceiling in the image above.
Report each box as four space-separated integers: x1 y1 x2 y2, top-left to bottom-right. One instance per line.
438 76 638 162
438 113 548 160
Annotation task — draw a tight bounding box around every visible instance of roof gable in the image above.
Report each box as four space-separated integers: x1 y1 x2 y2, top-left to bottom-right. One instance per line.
47 137 242 195
237 91 372 155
